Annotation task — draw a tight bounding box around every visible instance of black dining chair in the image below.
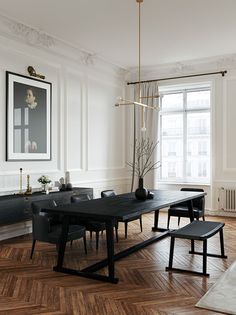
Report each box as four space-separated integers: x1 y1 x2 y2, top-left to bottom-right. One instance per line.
30 199 87 258
70 194 107 250
167 188 205 229
101 190 143 239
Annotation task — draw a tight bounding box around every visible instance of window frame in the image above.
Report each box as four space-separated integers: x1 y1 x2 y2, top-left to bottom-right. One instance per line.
159 86 211 184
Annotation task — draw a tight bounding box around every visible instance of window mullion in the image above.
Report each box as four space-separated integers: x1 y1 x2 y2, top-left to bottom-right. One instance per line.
183 91 187 182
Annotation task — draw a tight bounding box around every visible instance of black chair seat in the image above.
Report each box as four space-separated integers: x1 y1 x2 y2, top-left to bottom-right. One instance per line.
168 207 204 219
48 224 86 243
124 215 141 223
82 221 106 232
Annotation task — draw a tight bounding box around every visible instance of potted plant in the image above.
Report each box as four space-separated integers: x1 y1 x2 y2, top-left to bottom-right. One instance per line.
38 175 51 193
127 138 160 200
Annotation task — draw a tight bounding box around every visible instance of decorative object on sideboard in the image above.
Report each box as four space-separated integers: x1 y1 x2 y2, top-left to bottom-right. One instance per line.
65 171 73 191
27 66 45 80
38 175 51 193
59 177 66 191
127 138 160 201
19 168 23 195
25 174 32 195
6 71 52 161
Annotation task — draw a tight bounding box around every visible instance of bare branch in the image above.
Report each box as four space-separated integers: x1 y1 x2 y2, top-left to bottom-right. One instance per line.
126 138 160 179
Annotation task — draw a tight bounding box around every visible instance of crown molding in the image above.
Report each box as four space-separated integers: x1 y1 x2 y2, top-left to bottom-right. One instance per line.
0 14 126 78
8 20 55 48
0 14 55 49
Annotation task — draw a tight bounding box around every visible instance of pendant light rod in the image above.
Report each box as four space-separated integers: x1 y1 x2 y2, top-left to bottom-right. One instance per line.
138 0 141 98
115 99 159 109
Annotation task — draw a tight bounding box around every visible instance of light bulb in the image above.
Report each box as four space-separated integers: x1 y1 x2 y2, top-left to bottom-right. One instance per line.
141 126 146 132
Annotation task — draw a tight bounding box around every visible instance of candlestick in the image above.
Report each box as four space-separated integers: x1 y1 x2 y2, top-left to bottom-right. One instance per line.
19 168 23 195
25 174 32 195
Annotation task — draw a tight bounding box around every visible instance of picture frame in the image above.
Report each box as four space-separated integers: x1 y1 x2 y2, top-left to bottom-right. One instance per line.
6 71 52 161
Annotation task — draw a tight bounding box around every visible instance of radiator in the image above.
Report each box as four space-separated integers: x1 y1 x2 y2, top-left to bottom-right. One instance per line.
220 188 236 212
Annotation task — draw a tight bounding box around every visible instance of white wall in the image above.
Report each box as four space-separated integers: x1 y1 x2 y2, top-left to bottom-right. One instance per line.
126 55 236 215
0 16 130 200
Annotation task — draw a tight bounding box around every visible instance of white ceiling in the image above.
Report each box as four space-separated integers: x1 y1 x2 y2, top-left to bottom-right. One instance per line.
0 0 236 68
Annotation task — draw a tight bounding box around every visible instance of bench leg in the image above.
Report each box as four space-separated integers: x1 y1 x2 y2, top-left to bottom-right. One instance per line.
219 229 227 258
189 229 227 259
166 236 209 276
191 240 195 252
178 217 181 226
203 240 207 275
167 214 170 229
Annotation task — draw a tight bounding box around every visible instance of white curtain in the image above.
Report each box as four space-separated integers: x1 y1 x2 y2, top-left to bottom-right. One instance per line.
133 82 160 189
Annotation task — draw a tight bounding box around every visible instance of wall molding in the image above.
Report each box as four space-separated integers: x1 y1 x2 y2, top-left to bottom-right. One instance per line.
0 169 61 176
222 76 236 171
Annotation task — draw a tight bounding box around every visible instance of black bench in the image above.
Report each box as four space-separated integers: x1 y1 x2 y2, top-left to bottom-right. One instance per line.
166 221 227 276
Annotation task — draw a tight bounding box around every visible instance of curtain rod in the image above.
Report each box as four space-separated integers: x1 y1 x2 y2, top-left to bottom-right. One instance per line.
127 70 227 85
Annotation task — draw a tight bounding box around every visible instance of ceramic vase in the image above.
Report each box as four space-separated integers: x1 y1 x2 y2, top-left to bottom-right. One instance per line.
135 177 148 200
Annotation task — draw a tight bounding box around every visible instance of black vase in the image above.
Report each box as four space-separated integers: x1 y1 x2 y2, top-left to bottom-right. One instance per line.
135 177 148 200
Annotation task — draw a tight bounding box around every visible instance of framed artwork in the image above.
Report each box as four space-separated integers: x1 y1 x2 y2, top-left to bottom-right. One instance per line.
6 71 52 161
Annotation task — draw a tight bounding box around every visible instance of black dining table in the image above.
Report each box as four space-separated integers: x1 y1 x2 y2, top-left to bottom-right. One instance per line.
42 190 206 283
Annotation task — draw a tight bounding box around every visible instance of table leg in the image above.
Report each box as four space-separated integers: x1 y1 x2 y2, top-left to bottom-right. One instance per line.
105 220 115 281
152 209 168 232
54 215 70 271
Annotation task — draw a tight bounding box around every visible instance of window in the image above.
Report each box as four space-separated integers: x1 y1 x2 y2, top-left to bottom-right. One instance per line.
160 86 210 183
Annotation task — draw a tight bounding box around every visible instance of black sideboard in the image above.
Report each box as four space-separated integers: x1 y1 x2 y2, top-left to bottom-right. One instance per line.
0 187 93 226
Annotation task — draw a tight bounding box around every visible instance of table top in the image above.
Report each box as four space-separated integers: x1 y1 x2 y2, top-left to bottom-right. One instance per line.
42 190 206 222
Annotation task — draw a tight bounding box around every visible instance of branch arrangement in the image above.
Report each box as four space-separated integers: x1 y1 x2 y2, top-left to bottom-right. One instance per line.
127 138 160 178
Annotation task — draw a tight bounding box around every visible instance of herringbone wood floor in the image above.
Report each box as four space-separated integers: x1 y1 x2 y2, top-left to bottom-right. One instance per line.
0 213 235 315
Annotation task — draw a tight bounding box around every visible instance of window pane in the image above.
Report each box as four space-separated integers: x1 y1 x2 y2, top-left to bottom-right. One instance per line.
161 114 183 179
161 93 183 112
187 90 210 110
162 114 183 137
187 112 210 136
186 112 210 182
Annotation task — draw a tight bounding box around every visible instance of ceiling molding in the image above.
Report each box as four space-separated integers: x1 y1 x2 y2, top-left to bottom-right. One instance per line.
80 52 96 66
0 13 125 78
0 14 55 48
9 21 55 48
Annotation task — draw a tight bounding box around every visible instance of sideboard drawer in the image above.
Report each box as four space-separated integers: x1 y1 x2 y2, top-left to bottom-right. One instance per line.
0 199 31 225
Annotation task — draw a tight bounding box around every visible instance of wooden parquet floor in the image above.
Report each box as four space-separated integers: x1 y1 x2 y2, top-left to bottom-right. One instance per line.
0 213 235 315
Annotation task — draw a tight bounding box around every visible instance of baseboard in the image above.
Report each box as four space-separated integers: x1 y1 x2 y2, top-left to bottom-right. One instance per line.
0 220 32 241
